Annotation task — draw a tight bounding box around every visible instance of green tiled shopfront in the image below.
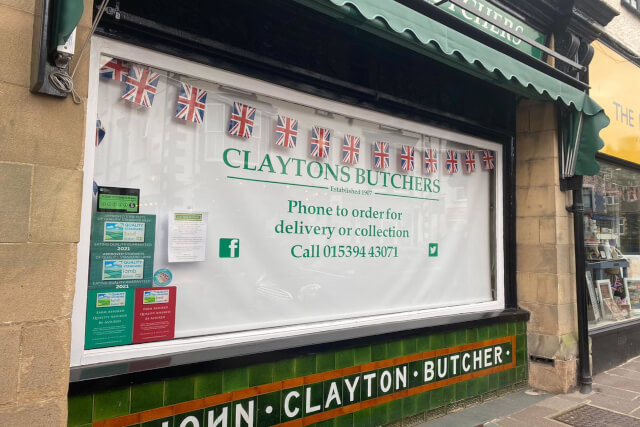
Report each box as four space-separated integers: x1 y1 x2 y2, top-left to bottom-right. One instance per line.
69 321 526 426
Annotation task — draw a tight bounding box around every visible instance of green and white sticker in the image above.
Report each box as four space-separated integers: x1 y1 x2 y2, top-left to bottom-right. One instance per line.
103 221 146 242
102 259 144 280
96 291 126 307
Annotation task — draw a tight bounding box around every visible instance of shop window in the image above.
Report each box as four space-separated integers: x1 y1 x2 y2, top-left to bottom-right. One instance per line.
71 38 504 366
584 161 640 328
623 0 640 15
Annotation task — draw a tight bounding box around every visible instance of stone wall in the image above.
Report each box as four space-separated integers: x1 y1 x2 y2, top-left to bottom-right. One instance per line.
0 0 92 424
515 100 579 393
601 0 640 55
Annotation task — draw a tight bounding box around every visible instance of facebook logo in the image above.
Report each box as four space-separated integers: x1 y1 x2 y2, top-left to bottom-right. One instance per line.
219 238 240 258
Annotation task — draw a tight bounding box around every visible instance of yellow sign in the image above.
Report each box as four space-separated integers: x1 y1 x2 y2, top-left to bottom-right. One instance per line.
590 41 640 164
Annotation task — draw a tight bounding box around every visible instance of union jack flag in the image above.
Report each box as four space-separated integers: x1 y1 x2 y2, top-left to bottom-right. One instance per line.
424 148 438 174
445 150 459 174
481 150 495 170
463 150 476 174
310 126 331 158
100 58 129 82
175 83 207 124
342 135 360 164
228 101 256 139
275 115 298 148
373 141 390 169
95 119 105 147
400 145 415 171
121 65 160 108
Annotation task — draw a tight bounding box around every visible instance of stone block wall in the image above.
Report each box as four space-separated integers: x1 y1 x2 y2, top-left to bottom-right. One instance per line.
0 0 92 424
515 100 579 393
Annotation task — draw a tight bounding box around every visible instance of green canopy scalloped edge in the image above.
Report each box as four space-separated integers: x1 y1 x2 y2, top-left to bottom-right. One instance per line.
298 0 609 175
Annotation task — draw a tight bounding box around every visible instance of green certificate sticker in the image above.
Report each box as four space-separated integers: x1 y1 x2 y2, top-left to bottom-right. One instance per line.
85 288 134 349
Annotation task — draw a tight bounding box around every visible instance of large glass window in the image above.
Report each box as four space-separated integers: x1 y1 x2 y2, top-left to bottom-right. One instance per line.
71 39 504 366
584 161 640 328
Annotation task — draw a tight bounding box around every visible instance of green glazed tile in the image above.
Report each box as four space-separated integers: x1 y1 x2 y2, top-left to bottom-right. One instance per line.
489 373 499 391
315 419 336 427
361 370 378 401
454 382 468 401
295 355 316 377
141 417 172 427
418 390 430 412
402 337 417 355
377 368 394 396
204 404 232 427
507 322 516 336
443 331 457 347
131 382 164 413
516 321 525 335
416 335 430 352
430 334 444 350
334 413 353 427
164 376 195 405
323 379 343 411
249 362 274 387
280 387 303 422
387 340 403 358
274 358 296 382
353 407 371 426
353 345 371 366
371 342 387 361
223 367 249 393
93 387 130 421
303 382 324 416
371 402 388 426
335 348 355 369
402 395 420 417
455 330 466 346
342 373 362 405
516 366 525 382
429 387 444 409
466 377 479 398
442 384 455 405
387 399 402 423
477 326 490 341
490 324 500 339
409 360 424 388
466 328 478 343
316 352 335 373
498 322 508 338
194 372 223 399
477 374 490 393
68 393 93 427
257 390 281 427
234 398 257 426
174 409 203 426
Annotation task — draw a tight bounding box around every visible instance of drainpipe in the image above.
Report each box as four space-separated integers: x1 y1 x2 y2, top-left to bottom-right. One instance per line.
566 175 592 393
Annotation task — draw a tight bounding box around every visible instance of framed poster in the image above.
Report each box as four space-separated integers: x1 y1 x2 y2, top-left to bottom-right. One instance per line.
624 278 640 311
586 271 601 322
597 279 625 321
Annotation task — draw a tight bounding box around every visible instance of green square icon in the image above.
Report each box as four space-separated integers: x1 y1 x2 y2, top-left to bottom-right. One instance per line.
219 238 240 258
428 243 438 257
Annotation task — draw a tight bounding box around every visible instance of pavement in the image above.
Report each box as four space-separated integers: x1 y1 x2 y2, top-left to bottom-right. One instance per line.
418 355 640 426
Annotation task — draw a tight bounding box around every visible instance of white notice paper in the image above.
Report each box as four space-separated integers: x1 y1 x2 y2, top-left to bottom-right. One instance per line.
168 211 207 262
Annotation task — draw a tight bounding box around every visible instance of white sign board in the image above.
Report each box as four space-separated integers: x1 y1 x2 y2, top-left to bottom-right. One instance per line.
93 64 501 340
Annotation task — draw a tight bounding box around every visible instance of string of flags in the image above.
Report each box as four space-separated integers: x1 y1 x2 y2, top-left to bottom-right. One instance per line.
99 59 496 174
584 175 640 203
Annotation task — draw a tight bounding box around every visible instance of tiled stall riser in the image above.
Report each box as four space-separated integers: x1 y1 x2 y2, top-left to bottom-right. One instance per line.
69 321 526 427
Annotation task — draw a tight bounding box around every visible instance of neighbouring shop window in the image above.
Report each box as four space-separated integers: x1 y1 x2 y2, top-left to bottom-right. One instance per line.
73 46 504 364
584 161 640 328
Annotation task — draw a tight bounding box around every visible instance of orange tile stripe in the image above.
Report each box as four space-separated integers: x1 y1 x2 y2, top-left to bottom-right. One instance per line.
93 336 516 427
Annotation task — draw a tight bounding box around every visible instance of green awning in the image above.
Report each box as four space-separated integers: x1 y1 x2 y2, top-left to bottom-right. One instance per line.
298 0 609 176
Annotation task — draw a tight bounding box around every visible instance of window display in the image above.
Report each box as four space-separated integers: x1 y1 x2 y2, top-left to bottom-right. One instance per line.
72 48 504 365
585 161 640 327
